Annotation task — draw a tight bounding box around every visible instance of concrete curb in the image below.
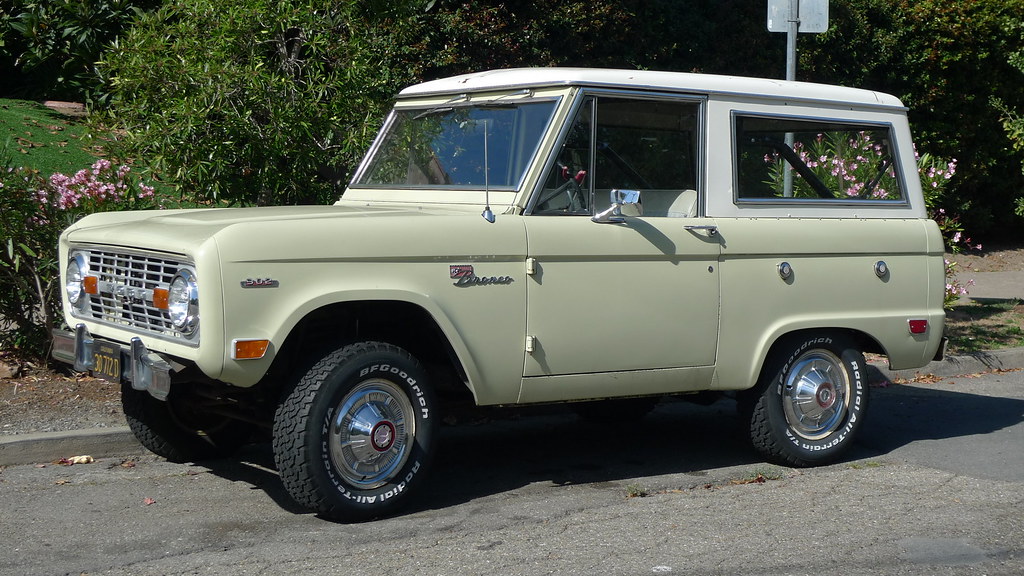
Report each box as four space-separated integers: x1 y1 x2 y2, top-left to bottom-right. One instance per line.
870 347 1024 382
0 427 140 467
2 348 1023 467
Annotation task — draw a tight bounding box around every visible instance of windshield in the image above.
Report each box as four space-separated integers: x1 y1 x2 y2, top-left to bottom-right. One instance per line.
353 100 558 190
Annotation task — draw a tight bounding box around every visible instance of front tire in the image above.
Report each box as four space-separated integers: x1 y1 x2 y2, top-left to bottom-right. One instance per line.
121 382 252 463
744 333 869 467
273 341 437 521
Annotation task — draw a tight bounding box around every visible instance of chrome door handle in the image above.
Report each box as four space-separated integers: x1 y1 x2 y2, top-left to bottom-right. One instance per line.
684 225 718 236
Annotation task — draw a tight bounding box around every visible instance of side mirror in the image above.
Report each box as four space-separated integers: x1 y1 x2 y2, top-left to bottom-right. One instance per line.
592 189 643 223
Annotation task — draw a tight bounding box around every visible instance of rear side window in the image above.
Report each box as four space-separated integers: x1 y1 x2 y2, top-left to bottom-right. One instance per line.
734 115 905 204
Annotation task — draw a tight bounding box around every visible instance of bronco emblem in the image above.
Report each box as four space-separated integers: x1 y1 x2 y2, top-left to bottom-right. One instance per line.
449 265 514 287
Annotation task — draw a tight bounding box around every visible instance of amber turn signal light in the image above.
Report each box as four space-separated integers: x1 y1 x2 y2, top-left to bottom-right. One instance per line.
152 287 169 310
233 339 270 360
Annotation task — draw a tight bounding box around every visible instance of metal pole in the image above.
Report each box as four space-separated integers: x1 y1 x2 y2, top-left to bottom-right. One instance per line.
783 0 799 196
786 0 799 81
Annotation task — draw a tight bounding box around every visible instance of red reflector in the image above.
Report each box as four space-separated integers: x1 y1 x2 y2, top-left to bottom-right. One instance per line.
908 319 928 334
83 276 99 295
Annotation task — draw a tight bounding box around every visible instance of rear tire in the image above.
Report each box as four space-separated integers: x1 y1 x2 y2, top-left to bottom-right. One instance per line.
273 341 437 521
743 333 869 467
121 382 252 463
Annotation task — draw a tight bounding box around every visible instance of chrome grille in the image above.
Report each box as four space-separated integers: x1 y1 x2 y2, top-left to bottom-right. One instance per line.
73 248 197 344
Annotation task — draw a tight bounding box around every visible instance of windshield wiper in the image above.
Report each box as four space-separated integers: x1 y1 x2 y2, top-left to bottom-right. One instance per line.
411 89 533 119
412 94 469 120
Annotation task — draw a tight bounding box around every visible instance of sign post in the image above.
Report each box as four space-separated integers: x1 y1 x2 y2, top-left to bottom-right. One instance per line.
767 0 829 80
767 0 829 195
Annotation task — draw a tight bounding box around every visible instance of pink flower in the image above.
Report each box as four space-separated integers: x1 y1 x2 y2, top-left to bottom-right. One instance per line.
91 159 112 175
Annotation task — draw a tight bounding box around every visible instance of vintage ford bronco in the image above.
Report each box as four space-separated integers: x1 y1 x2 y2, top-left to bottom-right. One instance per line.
52 68 946 520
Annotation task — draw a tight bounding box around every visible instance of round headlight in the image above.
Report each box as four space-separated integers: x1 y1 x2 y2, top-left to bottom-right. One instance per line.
65 252 89 309
168 269 199 335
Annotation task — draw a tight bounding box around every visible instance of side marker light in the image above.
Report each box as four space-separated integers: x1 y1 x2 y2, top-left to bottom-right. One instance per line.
233 339 270 360
908 319 928 334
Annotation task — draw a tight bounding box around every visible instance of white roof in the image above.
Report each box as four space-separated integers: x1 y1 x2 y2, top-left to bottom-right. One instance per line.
399 67 905 109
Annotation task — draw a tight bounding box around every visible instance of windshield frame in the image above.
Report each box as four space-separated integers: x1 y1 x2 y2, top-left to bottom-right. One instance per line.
347 93 563 205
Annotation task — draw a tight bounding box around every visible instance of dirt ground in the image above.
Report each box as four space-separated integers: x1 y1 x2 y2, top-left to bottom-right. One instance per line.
950 242 1024 272
0 366 125 435
2 245 1023 437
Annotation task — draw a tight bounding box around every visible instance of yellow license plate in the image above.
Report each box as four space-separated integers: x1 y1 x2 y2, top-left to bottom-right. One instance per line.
93 341 122 383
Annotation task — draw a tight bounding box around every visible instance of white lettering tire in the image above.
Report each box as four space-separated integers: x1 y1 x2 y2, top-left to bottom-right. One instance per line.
743 333 869 467
273 341 437 521
122 381 251 463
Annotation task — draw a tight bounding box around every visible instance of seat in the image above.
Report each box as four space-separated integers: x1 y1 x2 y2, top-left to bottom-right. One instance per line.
642 189 698 218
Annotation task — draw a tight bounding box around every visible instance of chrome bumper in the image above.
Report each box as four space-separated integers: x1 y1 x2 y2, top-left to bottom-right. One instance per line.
52 324 172 401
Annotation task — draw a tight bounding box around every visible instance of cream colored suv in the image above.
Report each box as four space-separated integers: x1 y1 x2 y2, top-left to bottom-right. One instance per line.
52 68 946 521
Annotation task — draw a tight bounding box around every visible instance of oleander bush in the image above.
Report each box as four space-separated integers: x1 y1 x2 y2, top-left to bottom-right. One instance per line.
0 153 156 356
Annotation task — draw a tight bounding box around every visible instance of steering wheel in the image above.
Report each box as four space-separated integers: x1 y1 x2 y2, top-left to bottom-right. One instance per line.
537 163 587 212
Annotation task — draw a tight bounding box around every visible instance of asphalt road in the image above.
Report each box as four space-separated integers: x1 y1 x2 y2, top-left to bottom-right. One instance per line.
2 368 1023 576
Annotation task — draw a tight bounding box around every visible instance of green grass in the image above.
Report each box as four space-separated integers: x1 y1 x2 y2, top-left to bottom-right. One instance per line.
735 466 786 483
848 461 885 470
0 98 189 207
945 299 1024 355
0 99 100 174
625 483 650 498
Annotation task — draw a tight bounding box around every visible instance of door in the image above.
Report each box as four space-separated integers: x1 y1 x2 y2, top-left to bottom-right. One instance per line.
523 94 721 379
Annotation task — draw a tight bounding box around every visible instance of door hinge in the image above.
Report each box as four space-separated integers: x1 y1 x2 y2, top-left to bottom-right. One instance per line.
526 257 537 276
525 335 536 354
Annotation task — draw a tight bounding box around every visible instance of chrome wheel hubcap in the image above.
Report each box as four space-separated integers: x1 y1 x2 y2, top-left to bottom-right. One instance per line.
782 350 850 440
329 380 415 489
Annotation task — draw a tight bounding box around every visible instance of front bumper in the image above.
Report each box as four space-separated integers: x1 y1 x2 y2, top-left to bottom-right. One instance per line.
52 324 173 401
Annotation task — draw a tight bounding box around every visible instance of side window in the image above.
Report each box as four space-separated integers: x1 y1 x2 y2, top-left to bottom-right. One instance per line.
734 115 905 203
534 98 594 214
533 96 700 216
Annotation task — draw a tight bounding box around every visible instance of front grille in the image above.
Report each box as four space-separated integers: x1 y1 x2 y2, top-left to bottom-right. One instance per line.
72 247 197 345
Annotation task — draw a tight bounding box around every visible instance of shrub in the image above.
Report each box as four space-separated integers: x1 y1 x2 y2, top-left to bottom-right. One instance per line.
803 0 1024 238
0 154 156 358
992 18 1024 218
95 0 426 207
0 0 162 101
916 150 982 308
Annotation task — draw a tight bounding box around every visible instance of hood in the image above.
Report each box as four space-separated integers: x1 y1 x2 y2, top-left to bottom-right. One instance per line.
62 204 458 254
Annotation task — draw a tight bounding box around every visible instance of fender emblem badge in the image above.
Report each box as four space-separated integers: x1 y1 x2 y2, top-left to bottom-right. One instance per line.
450 265 513 287
241 278 279 288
